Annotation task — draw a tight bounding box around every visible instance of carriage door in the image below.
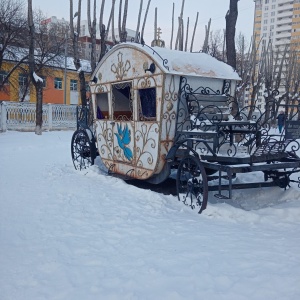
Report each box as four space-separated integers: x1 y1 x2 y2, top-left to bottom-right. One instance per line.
111 81 135 166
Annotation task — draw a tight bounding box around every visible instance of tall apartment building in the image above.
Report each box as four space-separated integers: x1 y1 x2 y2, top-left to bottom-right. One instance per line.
246 0 300 110
253 0 300 50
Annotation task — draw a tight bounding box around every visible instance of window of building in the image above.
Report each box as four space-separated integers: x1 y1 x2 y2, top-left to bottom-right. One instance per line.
271 5 275 9
0 70 8 84
138 88 156 120
265 0 269 3
265 6 269 11
70 79 78 91
19 74 28 87
264 12 268 17
264 19 268 24
271 18 275 23
271 11 275 16
263 26 268 31
54 77 62 89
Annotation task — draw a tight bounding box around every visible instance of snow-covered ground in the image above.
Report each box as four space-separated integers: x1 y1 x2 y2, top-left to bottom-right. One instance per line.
1 130 300 300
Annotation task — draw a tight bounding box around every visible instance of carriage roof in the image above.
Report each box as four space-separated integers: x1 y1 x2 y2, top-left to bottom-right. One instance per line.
93 42 241 82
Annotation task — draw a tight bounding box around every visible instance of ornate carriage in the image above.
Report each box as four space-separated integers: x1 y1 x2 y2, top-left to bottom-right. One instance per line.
71 43 300 213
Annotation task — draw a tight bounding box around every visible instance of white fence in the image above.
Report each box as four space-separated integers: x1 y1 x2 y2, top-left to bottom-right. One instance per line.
0 101 77 132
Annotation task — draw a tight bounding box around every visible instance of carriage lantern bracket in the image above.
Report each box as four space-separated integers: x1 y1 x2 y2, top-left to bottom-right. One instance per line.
144 62 156 74
90 76 98 84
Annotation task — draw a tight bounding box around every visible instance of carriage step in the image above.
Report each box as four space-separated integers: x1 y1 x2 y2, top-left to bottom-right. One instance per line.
214 193 230 200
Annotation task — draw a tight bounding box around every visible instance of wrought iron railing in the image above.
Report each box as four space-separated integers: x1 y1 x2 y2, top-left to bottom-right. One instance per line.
175 77 300 160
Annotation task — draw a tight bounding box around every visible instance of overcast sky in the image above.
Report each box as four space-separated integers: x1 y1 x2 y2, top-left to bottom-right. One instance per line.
33 0 255 51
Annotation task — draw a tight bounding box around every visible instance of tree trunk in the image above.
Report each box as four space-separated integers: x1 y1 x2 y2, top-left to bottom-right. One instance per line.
28 0 43 134
190 12 198 52
170 3 175 49
225 0 238 70
118 0 123 42
141 0 151 44
121 0 129 42
202 18 211 53
35 81 43 135
87 0 97 72
99 0 106 61
135 0 143 43
184 17 189 52
70 0 87 107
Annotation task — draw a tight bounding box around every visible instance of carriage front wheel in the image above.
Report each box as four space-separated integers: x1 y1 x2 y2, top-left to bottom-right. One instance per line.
71 129 95 170
176 155 208 214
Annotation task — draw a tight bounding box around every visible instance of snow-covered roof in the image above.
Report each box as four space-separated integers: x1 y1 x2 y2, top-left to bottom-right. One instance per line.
2 45 91 73
109 43 241 81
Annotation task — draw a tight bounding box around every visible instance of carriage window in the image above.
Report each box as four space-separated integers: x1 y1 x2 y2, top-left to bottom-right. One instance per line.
96 93 109 119
112 82 132 120
138 88 156 120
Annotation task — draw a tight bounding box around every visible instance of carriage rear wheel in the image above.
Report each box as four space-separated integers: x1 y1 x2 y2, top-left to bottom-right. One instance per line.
71 129 94 170
176 155 208 214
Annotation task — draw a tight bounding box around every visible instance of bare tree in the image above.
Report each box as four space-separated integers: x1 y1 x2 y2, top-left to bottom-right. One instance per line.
111 0 116 44
184 17 189 52
118 0 123 42
170 3 175 49
206 29 224 60
70 0 87 107
141 0 151 44
99 0 106 61
28 0 44 134
121 0 129 42
0 0 28 89
175 0 185 50
189 12 198 52
87 0 97 72
225 0 238 69
134 0 143 43
202 18 211 54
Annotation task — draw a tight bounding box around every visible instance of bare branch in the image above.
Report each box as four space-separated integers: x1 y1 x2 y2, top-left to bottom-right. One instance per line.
135 0 143 43
141 0 151 44
170 3 175 49
189 12 198 52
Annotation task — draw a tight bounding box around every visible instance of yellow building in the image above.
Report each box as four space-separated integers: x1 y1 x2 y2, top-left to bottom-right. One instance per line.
253 0 300 51
0 56 91 105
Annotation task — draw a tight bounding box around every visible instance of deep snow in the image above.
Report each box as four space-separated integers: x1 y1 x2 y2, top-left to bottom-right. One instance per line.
0 130 300 300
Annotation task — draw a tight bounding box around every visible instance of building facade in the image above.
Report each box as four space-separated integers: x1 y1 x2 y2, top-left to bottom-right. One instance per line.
246 0 300 111
253 0 300 50
0 57 91 105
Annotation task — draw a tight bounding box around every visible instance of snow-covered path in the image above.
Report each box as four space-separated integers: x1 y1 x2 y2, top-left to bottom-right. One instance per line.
1 131 300 300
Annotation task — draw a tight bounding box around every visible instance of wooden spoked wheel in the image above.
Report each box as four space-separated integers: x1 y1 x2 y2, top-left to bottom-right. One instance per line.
176 155 208 213
71 129 94 170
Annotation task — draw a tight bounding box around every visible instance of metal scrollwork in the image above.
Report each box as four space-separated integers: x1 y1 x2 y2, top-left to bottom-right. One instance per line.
141 44 170 71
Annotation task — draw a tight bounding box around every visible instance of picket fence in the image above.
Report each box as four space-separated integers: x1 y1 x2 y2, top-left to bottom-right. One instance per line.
0 101 77 132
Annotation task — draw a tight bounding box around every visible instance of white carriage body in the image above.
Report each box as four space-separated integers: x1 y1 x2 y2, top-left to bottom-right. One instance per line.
90 43 240 182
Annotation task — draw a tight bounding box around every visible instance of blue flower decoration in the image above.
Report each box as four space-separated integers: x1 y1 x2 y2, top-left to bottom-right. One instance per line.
114 124 133 161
